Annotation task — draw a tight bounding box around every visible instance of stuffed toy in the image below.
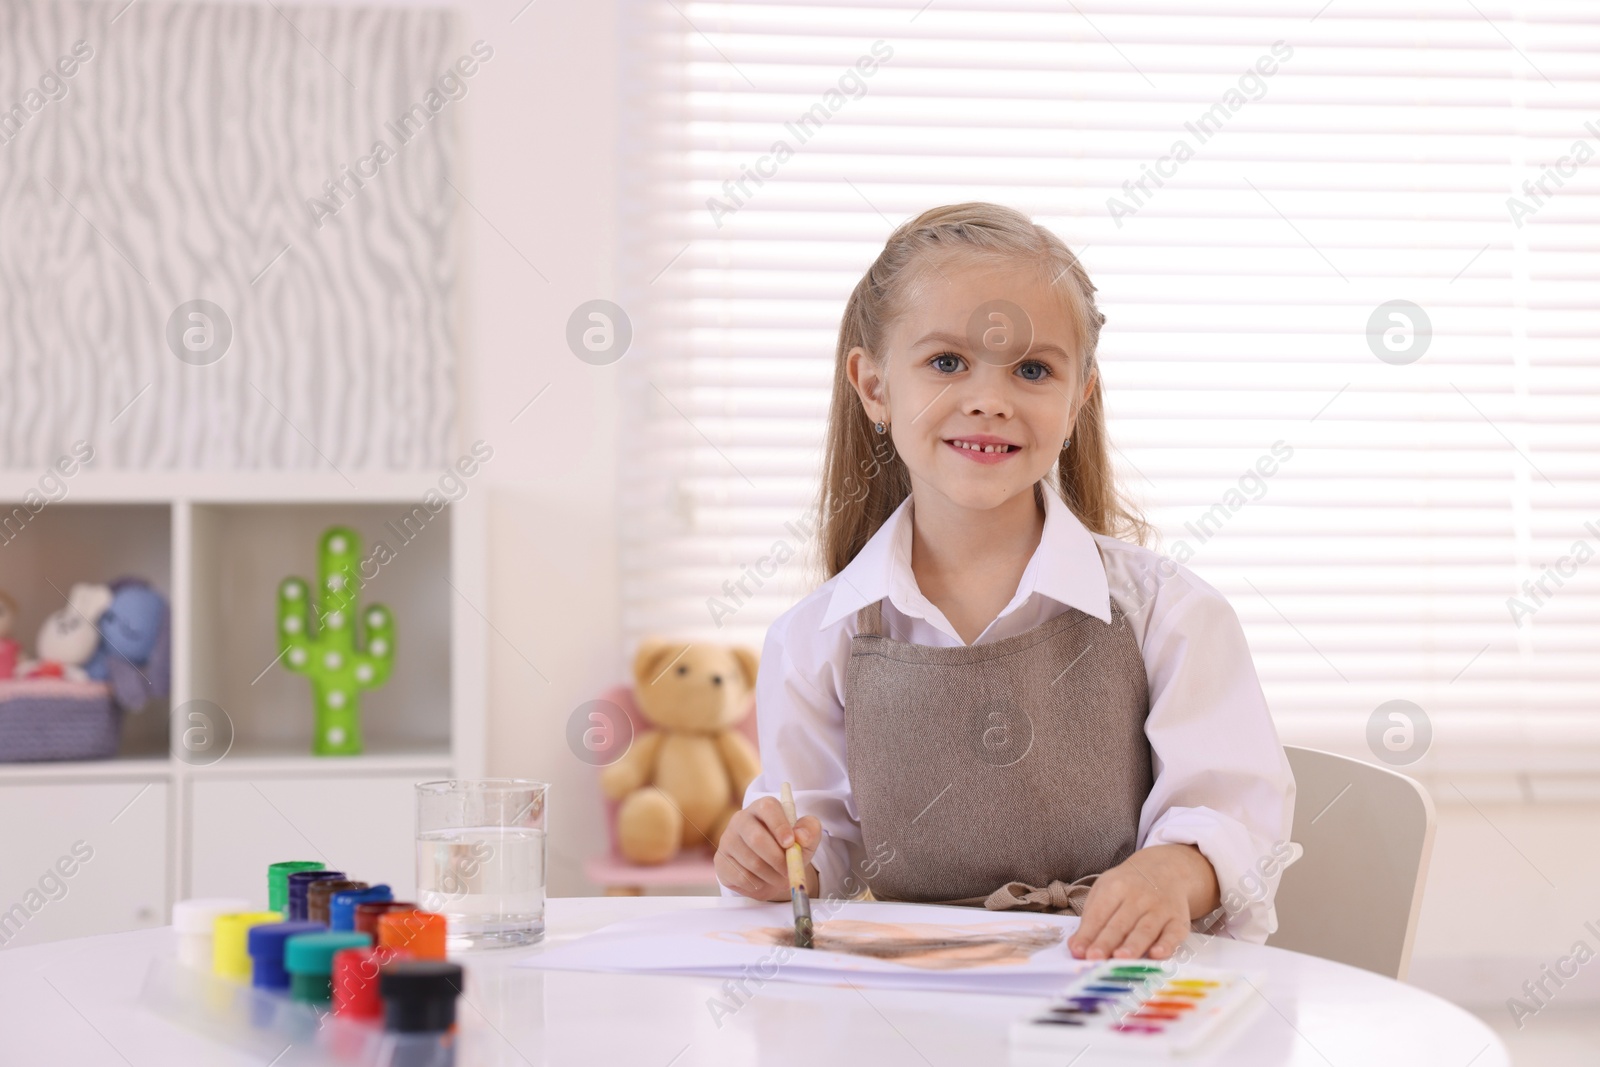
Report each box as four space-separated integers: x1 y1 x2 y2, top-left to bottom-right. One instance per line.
85 578 172 713
599 640 761 865
0 591 19 678
19 582 113 681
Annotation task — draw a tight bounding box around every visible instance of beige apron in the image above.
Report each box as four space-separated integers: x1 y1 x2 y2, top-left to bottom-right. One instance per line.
843 594 1152 915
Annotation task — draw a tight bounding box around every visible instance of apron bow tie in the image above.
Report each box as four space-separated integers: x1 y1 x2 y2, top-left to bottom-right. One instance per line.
981 873 1099 915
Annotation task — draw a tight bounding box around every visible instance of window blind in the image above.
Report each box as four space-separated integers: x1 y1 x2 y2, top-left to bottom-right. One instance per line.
616 0 1600 741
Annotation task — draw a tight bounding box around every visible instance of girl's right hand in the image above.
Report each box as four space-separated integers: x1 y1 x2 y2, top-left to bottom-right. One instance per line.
715 796 822 901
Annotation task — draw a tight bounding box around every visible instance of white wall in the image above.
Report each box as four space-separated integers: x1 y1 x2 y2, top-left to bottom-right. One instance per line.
1411 800 1600 1012
455 0 625 897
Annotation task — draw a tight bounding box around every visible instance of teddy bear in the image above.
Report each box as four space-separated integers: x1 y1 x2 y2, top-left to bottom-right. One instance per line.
18 583 113 681
599 640 762 865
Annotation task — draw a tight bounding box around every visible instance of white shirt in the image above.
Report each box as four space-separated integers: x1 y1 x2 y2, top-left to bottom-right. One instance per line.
719 480 1298 944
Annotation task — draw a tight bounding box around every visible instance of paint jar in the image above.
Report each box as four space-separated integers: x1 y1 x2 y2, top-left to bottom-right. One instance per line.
170 898 250 971
375 960 464 1067
334 945 412 1018
378 910 448 961
332 885 394 931
213 910 288 980
287 870 346 921
268 861 325 915
356 901 418 937
247 921 327 990
285 931 372 1004
308 880 368 925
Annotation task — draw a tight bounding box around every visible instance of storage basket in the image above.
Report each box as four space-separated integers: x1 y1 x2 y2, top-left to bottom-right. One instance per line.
0 678 123 762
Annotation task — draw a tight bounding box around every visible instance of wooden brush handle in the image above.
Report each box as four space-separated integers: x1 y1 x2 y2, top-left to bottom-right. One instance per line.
779 783 805 889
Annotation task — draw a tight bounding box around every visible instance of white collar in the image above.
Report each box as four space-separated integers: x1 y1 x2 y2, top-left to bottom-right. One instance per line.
819 479 1114 632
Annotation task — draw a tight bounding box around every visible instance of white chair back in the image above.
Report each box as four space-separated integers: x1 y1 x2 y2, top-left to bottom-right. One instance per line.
1268 746 1436 981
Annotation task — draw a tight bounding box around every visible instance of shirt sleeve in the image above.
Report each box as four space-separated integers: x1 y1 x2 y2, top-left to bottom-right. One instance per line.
715 603 868 904
1119 556 1298 944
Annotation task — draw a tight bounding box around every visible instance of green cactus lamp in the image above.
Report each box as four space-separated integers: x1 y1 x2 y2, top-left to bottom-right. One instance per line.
277 526 395 756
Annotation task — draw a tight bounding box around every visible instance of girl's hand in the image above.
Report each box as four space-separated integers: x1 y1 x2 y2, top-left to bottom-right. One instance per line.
715 797 822 901
1069 844 1220 961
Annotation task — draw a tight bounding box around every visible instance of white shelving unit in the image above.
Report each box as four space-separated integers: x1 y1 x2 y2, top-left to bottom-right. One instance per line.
0 473 487 948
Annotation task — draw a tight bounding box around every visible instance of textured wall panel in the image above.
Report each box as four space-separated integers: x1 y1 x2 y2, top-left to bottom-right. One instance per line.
0 0 459 471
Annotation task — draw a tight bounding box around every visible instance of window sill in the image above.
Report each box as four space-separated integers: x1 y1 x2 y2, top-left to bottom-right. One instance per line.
1276 712 1600 804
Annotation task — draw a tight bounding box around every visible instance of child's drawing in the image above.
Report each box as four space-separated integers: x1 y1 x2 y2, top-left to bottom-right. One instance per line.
708 918 1065 971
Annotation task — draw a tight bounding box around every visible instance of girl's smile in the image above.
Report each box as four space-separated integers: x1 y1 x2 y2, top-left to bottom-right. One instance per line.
944 433 1022 464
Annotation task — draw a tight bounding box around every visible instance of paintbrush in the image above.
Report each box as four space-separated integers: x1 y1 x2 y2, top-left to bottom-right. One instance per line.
779 782 814 949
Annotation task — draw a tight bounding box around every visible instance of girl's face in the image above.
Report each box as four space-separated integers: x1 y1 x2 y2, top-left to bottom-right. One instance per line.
847 257 1095 513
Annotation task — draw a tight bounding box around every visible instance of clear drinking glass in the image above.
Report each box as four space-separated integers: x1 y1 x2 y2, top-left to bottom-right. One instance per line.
414 779 548 949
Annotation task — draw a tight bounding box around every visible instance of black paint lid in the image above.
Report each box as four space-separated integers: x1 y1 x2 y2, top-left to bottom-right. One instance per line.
379 960 465 1033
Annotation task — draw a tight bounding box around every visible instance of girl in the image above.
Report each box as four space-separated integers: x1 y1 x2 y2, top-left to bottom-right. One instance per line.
713 202 1295 961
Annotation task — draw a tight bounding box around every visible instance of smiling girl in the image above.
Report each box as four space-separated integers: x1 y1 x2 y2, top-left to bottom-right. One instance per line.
713 202 1296 961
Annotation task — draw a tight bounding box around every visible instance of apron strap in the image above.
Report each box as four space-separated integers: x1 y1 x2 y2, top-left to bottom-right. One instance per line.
905 873 1101 915
980 873 1099 915
855 598 886 638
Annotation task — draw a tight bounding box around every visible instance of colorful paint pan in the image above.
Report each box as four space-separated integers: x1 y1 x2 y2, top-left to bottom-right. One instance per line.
1011 962 1261 1057
1143 999 1197 1012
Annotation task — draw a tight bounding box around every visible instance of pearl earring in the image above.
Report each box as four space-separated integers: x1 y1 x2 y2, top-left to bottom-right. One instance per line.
874 421 887 435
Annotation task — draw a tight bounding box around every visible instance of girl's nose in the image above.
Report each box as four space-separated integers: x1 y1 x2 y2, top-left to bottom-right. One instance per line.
957 364 1015 418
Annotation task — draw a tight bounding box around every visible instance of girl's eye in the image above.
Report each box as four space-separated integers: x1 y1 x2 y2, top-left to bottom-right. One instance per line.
1016 360 1051 381
930 352 965 374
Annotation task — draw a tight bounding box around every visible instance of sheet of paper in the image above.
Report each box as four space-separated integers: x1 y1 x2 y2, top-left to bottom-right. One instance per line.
517 900 1094 997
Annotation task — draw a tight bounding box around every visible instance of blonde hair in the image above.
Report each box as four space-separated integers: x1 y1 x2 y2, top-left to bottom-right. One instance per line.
815 201 1151 581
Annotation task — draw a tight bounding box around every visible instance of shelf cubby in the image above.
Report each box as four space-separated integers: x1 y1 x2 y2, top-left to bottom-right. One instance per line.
188 502 453 760
0 501 174 758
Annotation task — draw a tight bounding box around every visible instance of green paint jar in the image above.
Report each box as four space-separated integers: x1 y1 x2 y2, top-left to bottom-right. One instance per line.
269 861 325 915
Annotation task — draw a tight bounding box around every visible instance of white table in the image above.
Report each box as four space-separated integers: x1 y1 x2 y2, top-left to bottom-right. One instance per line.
0 895 1507 1066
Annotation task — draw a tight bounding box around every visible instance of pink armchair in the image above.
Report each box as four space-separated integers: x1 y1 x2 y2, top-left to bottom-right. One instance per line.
582 683 761 895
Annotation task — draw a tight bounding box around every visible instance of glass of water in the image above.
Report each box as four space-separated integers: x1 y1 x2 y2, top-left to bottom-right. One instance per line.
415 779 548 950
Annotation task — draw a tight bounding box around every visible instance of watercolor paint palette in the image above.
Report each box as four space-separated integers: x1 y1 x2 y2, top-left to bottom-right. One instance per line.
1009 961 1260 1058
